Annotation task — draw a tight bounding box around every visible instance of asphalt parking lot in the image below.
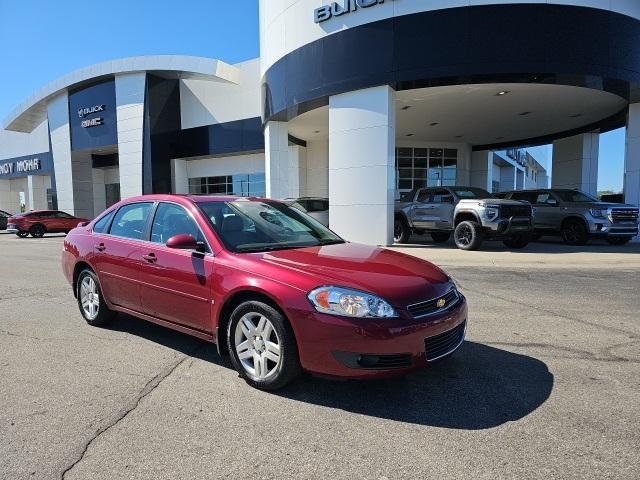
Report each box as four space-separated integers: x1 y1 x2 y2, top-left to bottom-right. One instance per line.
1 232 639 480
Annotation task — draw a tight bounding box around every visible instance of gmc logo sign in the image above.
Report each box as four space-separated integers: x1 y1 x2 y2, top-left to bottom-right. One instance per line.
314 0 393 24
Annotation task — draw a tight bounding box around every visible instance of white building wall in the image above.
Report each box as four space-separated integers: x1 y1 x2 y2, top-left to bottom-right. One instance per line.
0 120 49 161
552 132 599 196
328 85 395 245
0 179 22 213
265 122 291 199
185 153 265 179
305 139 329 198
180 59 262 129
27 175 50 211
115 73 146 199
470 150 492 191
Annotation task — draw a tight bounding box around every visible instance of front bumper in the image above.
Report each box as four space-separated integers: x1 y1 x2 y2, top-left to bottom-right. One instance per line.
290 294 468 379
587 219 638 238
6 224 19 233
483 216 533 235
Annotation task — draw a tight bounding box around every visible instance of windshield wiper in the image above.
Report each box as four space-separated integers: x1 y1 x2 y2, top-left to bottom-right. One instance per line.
236 245 298 253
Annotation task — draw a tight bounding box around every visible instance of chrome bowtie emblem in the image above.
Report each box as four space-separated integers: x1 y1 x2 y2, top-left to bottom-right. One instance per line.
437 298 446 308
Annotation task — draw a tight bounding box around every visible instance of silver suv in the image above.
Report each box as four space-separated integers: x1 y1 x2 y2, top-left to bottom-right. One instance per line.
394 186 533 250
500 189 639 245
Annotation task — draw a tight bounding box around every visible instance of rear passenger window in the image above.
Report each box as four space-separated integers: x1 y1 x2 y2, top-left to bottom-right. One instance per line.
93 210 115 233
109 203 153 240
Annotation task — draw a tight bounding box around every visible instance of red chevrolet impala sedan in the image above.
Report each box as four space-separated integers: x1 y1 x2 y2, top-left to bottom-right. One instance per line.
62 195 467 390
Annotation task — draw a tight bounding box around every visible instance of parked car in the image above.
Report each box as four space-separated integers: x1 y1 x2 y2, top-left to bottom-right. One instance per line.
500 189 639 245
394 186 534 250
285 197 329 226
0 209 11 230
6 210 89 238
62 195 467 390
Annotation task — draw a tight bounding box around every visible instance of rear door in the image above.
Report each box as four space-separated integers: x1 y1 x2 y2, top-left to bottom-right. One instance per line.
92 202 153 312
431 188 455 230
139 202 214 334
410 189 438 229
532 191 564 230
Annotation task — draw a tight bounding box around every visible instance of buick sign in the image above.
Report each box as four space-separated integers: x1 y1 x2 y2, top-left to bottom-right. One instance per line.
78 105 105 118
314 0 393 23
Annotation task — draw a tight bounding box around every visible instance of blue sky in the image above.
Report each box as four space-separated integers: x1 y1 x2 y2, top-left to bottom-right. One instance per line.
0 0 626 191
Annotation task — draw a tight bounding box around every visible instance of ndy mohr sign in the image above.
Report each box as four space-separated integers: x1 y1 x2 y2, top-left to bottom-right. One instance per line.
314 0 394 23
0 158 42 177
78 104 106 128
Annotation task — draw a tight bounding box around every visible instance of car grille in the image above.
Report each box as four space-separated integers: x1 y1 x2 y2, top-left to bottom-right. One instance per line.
610 208 639 223
407 288 460 318
424 321 466 362
362 354 413 369
500 204 532 218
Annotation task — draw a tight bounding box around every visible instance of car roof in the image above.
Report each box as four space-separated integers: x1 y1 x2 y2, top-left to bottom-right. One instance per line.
121 194 283 205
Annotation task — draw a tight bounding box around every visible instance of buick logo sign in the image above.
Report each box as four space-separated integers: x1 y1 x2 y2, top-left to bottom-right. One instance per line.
78 105 106 118
314 0 393 24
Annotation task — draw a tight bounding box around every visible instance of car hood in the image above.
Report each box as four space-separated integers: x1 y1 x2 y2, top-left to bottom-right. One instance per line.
252 242 453 308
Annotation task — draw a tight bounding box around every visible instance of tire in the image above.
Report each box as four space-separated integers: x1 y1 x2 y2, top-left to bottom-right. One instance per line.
561 219 589 246
29 224 45 238
606 236 632 246
228 300 301 391
393 217 411 244
503 233 531 249
430 232 451 243
16 231 29 238
76 269 116 327
454 221 484 250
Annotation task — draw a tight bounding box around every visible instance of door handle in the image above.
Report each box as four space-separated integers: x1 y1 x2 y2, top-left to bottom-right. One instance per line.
94 243 106 252
142 253 157 263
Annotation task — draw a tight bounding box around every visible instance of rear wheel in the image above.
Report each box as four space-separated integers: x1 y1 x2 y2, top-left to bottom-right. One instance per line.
430 232 451 243
503 233 531 249
29 224 45 238
393 217 411 244
561 219 589 246
16 231 29 238
454 221 483 251
606 236 632 246
228 301 301 391
76 269 115 326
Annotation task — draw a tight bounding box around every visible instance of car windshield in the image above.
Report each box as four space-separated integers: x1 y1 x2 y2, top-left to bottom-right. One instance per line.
197 200 344 253
553 190 598 203
449 187 492 199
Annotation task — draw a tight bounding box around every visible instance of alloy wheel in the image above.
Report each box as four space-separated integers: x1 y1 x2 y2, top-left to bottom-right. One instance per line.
234 312 281 380
80 276 100 320
455 224 472 246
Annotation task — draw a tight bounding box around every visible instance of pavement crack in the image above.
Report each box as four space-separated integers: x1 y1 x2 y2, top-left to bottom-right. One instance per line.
60 341 207 479
0 329 42 341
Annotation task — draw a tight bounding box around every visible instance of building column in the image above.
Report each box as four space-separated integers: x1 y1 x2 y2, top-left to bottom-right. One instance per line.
115 73 146 199
552 132 599 196
171 159 189 194
27 175 50 211
47 92 74 215
306 139 329 198
470 150 493 191
0 179 19 213
500 164 516 192
265 121 290 199
624 103 640 208
329 85 395 245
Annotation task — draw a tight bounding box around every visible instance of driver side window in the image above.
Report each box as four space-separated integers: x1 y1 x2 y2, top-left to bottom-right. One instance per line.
150 203 207 250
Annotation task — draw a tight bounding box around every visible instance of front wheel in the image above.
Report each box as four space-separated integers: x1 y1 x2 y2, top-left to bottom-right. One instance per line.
228 301 301 391
606 236 632 246
393 217 411 244
454 221 484 250
76 269 115 327
16 231 29 238
503 233 531 249
561 219 589 246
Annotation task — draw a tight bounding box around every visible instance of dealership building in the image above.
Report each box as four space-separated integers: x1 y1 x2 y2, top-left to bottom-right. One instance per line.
1 0 639 244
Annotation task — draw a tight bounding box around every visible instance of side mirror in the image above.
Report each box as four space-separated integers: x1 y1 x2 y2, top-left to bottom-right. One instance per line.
166 234 205 253
77 221 90 227
546 198 558 206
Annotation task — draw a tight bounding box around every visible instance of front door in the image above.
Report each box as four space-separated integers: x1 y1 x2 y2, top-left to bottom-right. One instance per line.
532 192 564 231
139 202 214 334
430 188 455 230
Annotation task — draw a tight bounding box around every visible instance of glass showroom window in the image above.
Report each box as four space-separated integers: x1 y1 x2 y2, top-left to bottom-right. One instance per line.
188 173 266 197
395 148 457 195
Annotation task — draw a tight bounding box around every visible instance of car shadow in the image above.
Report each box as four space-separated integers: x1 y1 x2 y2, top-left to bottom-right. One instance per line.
108 314 553 430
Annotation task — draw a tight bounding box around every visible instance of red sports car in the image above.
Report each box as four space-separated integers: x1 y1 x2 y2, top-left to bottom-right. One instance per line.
8 210 89 238
62 195 467 390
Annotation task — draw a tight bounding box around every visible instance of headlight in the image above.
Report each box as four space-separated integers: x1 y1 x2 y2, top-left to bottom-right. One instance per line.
481 204 500 220
307 286 398 318
589 208 606 219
